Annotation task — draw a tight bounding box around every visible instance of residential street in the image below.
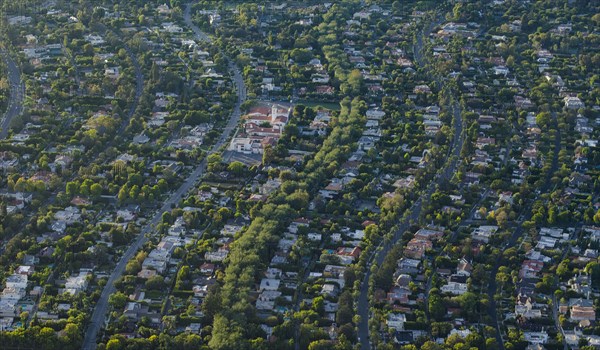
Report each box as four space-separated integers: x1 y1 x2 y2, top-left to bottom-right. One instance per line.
81 7 246 349
487 111 561 350
0 51 24 139
357 16 464 346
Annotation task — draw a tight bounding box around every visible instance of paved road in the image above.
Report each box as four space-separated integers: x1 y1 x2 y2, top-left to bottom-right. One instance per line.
357 15 463 348
81 6 246 350
552 294 567 350
551 230 574 350
0 51 24 139
487 111 561 350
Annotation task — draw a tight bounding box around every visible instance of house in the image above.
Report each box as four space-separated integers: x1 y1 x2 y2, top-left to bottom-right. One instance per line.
54 206 81 224
564 96 584 109
259 278 280 291
397 258 421 274
193 277 216 298
358 136 376 151
515 96 535 109
133 134 150 144
414 228 444 241
323 265 347 279
193 284 209 298
123 302 160 322
498 192 514 205
308 233 322 242
403 238 432 260
321 283 339 297
288 218 310 234
457 258 472 276
515 294 542 319
84 34 105 46
414 85 432 94
393 176 416 189
15 266 34 276
564 331 581 347
5 274 27 290
450 329 472 338
256 290 281 311
157 3 172 14
387 286 411 304
441 274 468 295
476 137 495 149
492 66 509 76
104 67 120 79
162 23 183 33
63 271 91 295
200 263 215 275
568 298 595 321
387 313 406 331
335 247 361 262
585 226 600 242
524 331 548 344
221 224 243 236
137 269 157 279
186 323 202 334
569 172 591 189
366 109 385 120
568 273 592 296
471 225 498 243
519 260 544 279
205 248 229 262
395 274 412 288
315 85 334 94
394 331 414 344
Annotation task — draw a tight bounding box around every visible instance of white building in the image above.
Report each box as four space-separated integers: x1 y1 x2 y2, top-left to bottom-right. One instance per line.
524 331 549 344
64 271 90 295
387 313 406 331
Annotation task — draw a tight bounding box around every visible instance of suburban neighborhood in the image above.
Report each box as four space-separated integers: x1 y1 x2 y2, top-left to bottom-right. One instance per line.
0 1 598 350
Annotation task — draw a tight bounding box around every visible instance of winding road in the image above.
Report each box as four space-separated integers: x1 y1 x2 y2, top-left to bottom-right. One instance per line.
81 5 245 349
357 14 464 349
0 51 24 139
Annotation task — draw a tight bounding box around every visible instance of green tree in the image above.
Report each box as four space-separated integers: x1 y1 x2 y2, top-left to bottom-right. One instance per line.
202 285 221 322
429 292 446 320
108 292 128 310
106 337 124 350
312 296 325 315
90 183 102 197
209 314 246 350
145 276 165 290
227 161 244 176
125 259 141 275
342 69 364 96
66 181 78 196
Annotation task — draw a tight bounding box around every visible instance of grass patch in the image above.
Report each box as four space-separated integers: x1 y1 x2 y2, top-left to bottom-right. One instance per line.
296 99 341 111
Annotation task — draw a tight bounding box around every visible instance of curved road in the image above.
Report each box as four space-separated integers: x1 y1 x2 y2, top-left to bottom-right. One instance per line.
357 14 463 349
0 51 24 139
81 5 245 349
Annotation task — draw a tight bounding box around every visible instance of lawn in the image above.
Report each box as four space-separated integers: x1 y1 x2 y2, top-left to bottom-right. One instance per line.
296 99 341 111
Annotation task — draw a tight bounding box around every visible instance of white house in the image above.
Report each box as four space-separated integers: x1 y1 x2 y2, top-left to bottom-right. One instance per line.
259 278 280 291
564 96 584 109
441 281 468 295
524 331 549 344
308 233 322 242
387 313 406 331
64 271 90 295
